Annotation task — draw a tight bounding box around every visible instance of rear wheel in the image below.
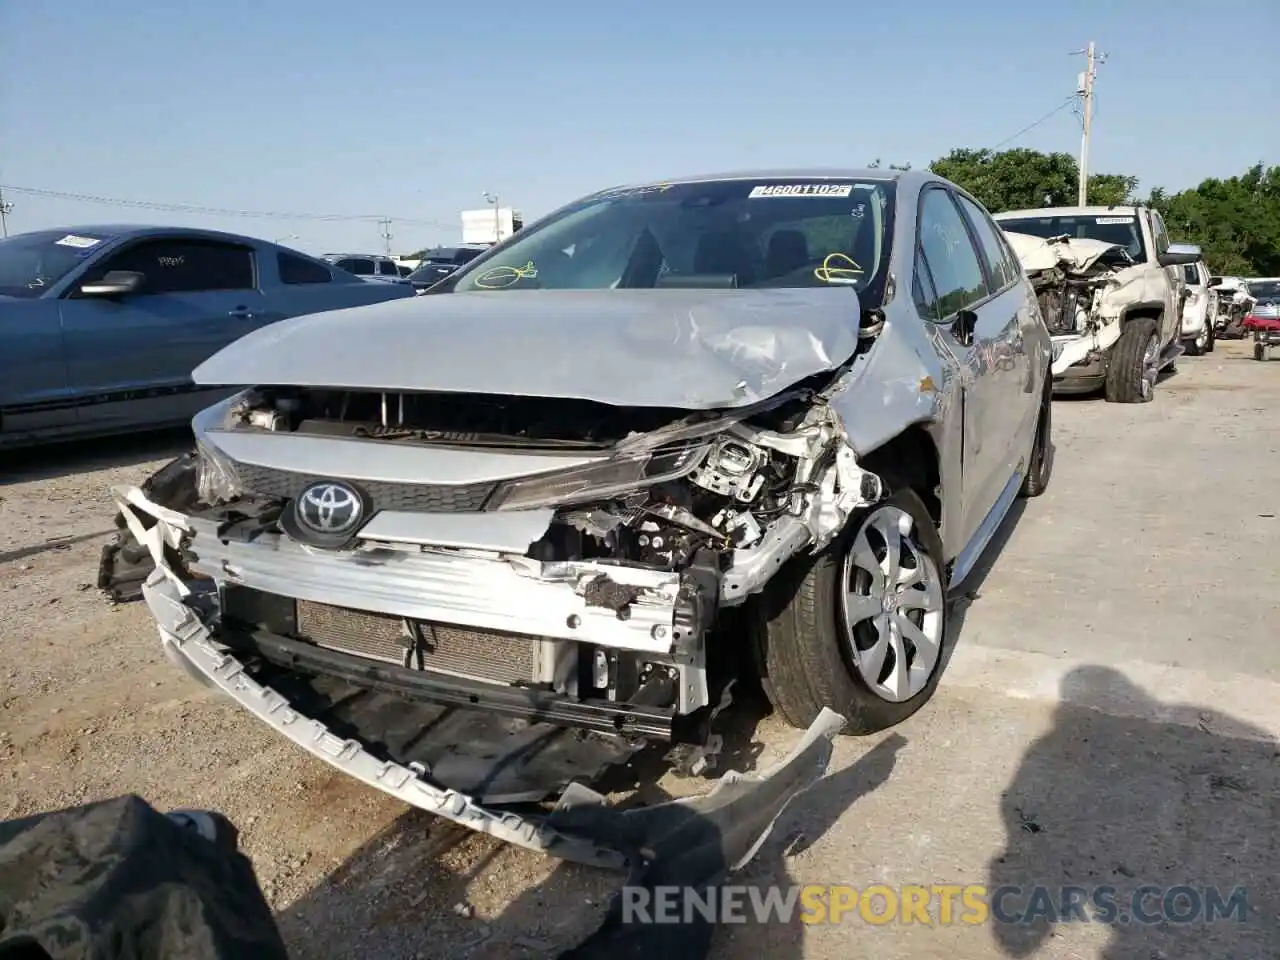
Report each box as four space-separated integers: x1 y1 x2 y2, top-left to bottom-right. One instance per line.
1104 317 1160 403
755 489 948 734
1255 342 1267 361
1019 380 1053 498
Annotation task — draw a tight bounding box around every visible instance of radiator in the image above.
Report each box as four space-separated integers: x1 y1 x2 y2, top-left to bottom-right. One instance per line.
294 599 539 685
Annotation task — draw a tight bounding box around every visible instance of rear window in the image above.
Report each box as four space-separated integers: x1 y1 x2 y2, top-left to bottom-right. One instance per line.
335 257 375 275
997 214 1146 262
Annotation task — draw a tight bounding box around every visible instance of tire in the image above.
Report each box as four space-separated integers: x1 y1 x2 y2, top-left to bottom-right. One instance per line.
1255 342 1266 361
753 489 948 735
1205 323 1216 353
1019 379 1053 498
1104 317 1160 403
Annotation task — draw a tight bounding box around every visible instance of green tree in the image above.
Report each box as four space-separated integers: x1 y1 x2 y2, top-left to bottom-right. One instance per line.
928 147 1137 212
1148 163 1280 276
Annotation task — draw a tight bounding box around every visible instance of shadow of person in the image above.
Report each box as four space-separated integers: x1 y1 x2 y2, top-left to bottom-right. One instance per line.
988 665 1279 959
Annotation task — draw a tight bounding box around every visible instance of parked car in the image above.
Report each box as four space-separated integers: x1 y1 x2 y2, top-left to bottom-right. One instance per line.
102 169 1053 861
1207 276 1256 337
323 253 411 284
1244 277 1280 360
994 205 1200 402
0 226 415 449
1179 260 1216 355
405 245 489 292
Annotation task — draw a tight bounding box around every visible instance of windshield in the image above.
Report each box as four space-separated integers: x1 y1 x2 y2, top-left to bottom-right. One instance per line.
445 178 896 302
0 229 113 299
1247 280 1280 302
997 214 1146 262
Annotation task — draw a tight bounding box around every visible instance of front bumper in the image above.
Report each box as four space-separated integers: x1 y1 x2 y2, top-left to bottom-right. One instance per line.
117 485 846 865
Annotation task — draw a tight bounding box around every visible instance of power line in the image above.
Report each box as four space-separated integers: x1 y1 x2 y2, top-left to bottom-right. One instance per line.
0 183 452 229
989 95 1079 151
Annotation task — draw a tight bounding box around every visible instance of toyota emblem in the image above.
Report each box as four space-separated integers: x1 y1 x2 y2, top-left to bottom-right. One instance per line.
295 481 363 536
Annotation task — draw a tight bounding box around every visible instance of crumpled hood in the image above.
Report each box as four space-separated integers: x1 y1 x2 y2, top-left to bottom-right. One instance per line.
192 287 862 410
1004 231 1126 274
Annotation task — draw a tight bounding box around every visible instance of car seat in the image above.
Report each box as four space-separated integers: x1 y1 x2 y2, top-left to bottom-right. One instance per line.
765 229 810 277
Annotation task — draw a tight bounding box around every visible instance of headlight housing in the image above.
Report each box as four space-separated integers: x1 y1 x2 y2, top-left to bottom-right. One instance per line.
194 436 243 504
488 442 707 511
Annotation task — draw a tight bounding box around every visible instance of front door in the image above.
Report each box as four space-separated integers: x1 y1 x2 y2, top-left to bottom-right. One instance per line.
915 186 1014 551
59 237 267 430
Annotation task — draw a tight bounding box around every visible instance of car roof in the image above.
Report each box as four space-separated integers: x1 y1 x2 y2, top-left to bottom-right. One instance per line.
27 224 276 245
325 252 389 259
601 167 926 191
994 205 1139 219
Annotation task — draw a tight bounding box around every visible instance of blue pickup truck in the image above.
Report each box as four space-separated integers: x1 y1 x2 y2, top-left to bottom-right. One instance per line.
1 225 414 449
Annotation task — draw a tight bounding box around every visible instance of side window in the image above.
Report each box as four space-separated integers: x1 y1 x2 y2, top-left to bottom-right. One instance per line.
912 245 941 322
378 260 399 276
336 258 375 275
917 188 989 318
954 194 1017 291
278 252 332 285
1182 263 1199 285
1150 211 1170 255
85 239 254 295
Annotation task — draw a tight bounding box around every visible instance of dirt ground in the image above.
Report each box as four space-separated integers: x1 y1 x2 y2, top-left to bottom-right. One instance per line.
2 339 1277 959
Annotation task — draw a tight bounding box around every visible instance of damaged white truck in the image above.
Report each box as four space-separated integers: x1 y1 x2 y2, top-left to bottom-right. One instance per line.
993 205 1201 402
100 170 1053 864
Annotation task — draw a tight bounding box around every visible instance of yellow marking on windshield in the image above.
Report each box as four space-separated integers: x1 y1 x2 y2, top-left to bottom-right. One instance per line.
814 252 863 284
474 260 539 289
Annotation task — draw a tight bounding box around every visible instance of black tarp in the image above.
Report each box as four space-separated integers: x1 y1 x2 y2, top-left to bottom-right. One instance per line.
0 795 288 960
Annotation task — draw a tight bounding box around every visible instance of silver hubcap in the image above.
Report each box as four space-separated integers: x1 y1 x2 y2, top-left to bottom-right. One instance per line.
1196 327 1208 349
1140 335 1159 398
839 506 945 703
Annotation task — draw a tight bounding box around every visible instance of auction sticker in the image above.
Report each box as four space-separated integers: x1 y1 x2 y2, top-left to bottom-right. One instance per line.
749 184 853 198
1094 217 1134 224
55 234 102 249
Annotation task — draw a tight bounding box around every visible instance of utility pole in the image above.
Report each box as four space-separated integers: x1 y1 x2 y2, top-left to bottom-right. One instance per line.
482 191 500 244
1074 42 1099 206
0 185 11 237
378 218 393 256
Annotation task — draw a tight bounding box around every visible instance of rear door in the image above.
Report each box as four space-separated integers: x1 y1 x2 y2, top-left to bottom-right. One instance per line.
915 185 1013 549
59 237 267 431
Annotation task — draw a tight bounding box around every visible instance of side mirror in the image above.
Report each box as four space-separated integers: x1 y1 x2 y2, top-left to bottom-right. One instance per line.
1206 276 1223 287
79 270 144 298
1157 243 1201 267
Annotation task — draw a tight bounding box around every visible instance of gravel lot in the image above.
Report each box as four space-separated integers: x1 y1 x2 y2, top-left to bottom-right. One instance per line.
2 340 1277 959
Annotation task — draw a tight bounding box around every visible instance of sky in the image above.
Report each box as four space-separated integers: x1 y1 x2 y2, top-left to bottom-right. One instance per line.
2 0 1277 256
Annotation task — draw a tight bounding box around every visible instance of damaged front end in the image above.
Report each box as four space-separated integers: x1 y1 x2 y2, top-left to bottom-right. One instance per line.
105 369 878 863
1003 232 1140 377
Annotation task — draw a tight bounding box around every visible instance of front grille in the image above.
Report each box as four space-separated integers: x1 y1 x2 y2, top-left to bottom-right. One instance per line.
236 463 496 513
295 600 538 684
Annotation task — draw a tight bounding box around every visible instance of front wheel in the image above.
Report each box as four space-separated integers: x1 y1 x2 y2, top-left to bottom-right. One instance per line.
754 490 948 734
1255 342 1267 361
1104 317 1160 403
1204 322 1216 353
1186 324 1209 356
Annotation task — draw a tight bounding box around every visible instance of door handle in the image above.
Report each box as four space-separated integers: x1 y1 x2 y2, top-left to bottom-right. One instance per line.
228 306 255 320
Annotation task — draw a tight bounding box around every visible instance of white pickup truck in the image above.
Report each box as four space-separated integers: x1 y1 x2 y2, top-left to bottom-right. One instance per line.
993 205 1201 403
